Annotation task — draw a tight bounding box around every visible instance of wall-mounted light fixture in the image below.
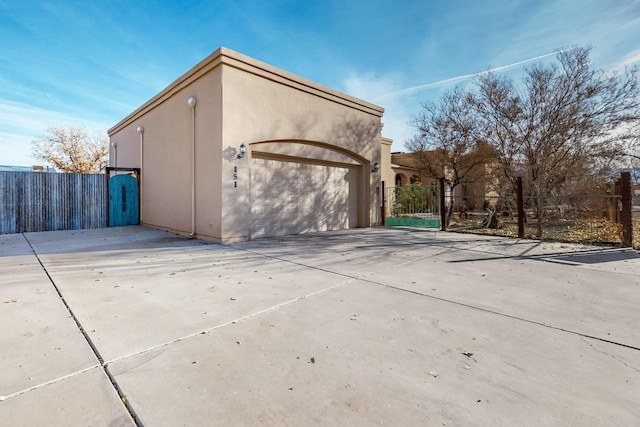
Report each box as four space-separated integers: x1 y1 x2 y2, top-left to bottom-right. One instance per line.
236 143 247 159
372 162 380 173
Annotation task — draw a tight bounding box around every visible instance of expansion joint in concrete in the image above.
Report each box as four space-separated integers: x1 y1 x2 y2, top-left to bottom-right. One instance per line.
236 246 640 353
375 281 640 353
21 233 144 427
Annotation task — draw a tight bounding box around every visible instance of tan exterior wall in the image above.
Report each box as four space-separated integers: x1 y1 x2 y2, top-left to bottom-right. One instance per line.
380 138 393 190
219 60 383 241
109 47 385 243
109 66 224 240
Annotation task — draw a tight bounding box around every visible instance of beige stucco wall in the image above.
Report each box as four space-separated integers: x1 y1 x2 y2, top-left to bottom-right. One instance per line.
381 138 393 189
109 47 385 243
109 65 224 240
219 57 383 241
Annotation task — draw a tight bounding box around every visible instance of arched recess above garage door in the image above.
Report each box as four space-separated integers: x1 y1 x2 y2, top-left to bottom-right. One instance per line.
249 140 371 239
250 140 368 166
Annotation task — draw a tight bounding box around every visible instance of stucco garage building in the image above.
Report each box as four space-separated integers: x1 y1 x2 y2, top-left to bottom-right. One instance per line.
108 47 389 243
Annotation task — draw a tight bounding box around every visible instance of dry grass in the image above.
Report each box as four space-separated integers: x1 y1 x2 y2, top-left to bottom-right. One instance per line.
449 215 636 248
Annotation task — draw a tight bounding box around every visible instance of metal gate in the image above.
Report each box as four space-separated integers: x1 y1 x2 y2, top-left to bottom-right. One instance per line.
386 184 440 228
108 174 139 226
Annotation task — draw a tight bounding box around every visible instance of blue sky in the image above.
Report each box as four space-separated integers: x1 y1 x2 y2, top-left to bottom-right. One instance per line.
1 0 639 166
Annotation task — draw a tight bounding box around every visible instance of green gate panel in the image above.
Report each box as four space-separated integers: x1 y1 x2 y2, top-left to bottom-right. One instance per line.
386 217 440 228
109 174 139 226
386 184 440 229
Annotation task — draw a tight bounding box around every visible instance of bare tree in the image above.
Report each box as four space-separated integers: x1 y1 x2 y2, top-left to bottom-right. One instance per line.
407 88 494 225
32 127 109 173
621 121 640 182
473 47 640 237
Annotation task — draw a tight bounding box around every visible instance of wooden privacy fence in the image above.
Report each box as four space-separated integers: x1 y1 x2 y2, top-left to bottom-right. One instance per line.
0 171 107 234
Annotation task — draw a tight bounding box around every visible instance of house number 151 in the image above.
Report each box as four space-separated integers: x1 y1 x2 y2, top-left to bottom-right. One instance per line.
233 166 238 188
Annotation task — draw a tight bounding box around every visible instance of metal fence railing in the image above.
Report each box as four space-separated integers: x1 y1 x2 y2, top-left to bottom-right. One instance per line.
447 193 624 246
385 184 440 228
434 172 635 248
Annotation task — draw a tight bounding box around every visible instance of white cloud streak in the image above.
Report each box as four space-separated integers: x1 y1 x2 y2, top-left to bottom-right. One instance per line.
0 100 110 133
618 50 640 68
379 50 566 101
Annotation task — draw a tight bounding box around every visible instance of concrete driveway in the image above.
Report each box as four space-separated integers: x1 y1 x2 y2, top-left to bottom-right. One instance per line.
1 226 639 426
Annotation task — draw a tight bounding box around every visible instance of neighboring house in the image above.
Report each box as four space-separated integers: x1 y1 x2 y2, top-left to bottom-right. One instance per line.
386 151 497 212
0 165 57 172
388 152 437 187
108 47 387 243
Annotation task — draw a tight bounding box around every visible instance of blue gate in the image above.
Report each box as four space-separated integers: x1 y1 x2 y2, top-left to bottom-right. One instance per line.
109 174 139 226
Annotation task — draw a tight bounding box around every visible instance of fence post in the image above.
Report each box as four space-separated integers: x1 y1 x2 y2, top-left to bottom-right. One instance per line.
381 180 386 226
621 171 633 247
106 168 111 227
516 176 525 238
439 177 446 231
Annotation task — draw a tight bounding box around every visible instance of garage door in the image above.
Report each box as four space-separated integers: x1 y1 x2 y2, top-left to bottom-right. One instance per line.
251 156 358 238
